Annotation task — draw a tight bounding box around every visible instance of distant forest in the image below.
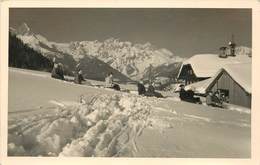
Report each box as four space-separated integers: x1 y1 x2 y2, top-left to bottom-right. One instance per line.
9 32 53 72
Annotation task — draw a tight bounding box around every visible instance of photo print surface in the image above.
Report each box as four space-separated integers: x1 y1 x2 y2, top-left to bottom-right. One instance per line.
8 8 252 157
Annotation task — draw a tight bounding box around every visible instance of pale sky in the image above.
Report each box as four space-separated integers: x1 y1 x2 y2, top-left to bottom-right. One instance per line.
10 8 252 58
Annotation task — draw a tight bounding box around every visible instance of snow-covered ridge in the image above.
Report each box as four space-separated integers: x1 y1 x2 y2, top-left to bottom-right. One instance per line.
10 23 184 80
61 39 185 80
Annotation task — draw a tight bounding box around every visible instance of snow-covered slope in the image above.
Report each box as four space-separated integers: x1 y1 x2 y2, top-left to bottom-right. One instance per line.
8 68 251 157
11 23 184 80
142 62 182 80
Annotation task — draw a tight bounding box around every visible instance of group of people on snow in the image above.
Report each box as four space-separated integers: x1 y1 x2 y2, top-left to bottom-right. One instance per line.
206 90 223 108
178 84 224 107
51 59 85 84
50 59 121 90
50 59 224 107
137 81 163 98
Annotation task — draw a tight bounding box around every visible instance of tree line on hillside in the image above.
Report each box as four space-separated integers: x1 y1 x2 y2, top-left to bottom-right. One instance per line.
9 32 53 72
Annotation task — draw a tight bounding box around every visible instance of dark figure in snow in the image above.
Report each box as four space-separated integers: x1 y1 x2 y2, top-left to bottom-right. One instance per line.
179 84 201 104
179 84 188 100
57 63 65 80
113 84 121 91
147 84 155 94
186 89 201 104
105 72 120 91
74 70 85 84
206 91 223 108
145 83 163 98
137 81 146 95
51 63 65 80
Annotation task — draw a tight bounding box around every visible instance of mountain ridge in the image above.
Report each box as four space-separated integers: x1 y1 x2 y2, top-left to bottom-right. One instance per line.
10 23 185 81
10 23 252 82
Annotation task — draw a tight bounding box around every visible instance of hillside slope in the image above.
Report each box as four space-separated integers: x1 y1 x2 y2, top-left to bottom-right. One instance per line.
8 68 250 157
9 32 52 72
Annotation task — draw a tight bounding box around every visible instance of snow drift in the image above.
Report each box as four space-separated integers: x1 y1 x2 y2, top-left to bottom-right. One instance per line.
8 93 151 157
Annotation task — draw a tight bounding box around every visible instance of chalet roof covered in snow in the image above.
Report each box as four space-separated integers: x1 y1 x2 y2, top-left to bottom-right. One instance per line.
179 54 251 78
186 62 252 94
185 77 214 94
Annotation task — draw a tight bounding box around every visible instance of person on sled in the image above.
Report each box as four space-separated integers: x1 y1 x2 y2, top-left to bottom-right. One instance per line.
74 70 85 84
179 84 201 104
105 72 120 91
51 63 65 80
145 82 163 98
206 91 223 108
137 81 146 95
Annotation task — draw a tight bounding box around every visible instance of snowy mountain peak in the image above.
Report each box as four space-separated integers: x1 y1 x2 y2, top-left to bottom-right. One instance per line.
10 24 185 80
17 23 31 35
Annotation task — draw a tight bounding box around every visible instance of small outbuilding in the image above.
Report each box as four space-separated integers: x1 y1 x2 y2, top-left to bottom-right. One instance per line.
185 62 251 108
206 62 251 108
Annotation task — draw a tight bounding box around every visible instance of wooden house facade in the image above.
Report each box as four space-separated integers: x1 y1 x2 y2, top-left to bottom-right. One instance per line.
206 68 251 108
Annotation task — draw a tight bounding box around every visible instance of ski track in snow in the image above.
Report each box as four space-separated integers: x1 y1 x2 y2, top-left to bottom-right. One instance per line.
8 93 151 157
183 114 211 122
